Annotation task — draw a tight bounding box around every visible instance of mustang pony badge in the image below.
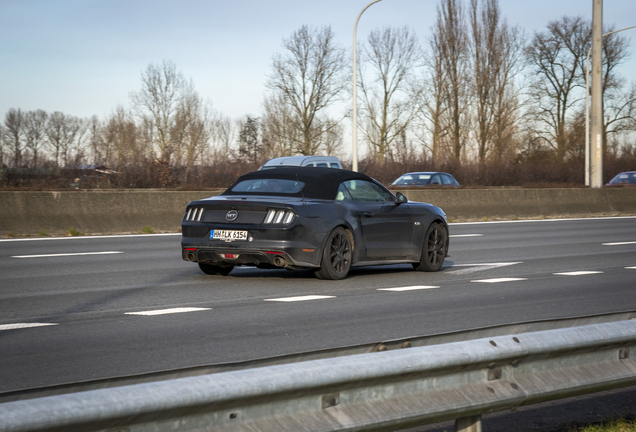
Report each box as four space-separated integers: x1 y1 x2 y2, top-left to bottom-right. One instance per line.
225 210 238 222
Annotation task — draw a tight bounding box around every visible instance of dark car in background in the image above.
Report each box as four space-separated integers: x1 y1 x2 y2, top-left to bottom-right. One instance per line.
390 172 460 187
181 168 449 280
606 171 636 185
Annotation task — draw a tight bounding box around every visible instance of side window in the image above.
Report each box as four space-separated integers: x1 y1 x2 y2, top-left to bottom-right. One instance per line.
343 180 394 202
441 175 453 185
330 163 340 168
316 163 328 167
430 175 442 185
335 183 353 202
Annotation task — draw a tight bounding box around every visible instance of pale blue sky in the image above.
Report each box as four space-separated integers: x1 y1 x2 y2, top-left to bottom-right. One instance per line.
1 0 635 120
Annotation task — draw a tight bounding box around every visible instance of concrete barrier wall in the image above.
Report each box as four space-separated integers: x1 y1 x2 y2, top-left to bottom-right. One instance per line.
0 190 223 236
1 188 635 236
400 187 636 222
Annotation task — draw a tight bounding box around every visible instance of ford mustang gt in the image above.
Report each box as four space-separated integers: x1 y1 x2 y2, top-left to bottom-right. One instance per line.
181 167 449 280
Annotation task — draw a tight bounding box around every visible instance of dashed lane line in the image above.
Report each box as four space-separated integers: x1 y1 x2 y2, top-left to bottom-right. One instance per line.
626 267 636 270
449 234 483 238
125 307 211 316
471 277 528 283
602 241 636 246
0 323 58 331
447 262 522 275
12 251 124 259
265 295 335 302
554 271 604 276
378 286 440 292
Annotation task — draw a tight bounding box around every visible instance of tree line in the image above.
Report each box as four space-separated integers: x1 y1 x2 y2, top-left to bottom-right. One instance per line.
2 0 635 188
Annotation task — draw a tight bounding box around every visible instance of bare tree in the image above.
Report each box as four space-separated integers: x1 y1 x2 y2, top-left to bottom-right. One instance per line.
24 110 49 169
208 114 235 163
102 106 142 170
130 61 189 164
46 112 85 167
267 25 348 155
525 16 590 161
604 81 636 154
261 93 301 159
315 118 344 158
417 32 450 164
172 92 211 181
3 108 25 168
0 124 6 168
469 0 524 163
599 31 636 154
434 0 471 163
358 26 421 165
526 17 632 161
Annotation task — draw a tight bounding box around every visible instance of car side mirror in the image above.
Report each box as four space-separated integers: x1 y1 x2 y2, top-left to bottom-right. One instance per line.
395 192 408 205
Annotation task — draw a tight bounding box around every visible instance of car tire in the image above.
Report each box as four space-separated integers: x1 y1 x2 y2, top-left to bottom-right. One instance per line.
198 262 234 276
413 222 446 272
314 227 352 280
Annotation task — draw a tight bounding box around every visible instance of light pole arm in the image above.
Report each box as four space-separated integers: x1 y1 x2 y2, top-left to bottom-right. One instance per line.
352 0 383 172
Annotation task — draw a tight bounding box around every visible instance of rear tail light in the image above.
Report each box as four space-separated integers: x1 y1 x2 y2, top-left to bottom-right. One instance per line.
184 207 205 222
263 209 296 225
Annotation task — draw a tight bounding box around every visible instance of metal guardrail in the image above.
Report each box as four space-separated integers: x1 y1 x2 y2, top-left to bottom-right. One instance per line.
2 310 634 404
2 320 636 432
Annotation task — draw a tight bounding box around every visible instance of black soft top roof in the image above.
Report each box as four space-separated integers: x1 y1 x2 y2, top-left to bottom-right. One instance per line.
222 167 381 200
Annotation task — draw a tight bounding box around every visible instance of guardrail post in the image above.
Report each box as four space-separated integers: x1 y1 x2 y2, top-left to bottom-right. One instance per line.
455 415 482 432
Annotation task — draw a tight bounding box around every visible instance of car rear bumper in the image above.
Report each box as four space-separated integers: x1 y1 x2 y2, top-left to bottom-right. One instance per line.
181 224 324 269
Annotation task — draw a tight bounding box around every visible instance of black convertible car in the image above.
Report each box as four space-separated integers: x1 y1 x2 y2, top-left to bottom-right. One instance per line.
181 168 449 280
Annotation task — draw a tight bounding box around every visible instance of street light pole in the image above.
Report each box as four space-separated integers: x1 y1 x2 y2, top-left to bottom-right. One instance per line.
352 0 383 172
585 24 636 186
590 0 605 188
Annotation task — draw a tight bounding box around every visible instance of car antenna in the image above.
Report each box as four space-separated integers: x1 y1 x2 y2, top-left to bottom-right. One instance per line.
296 174 306 205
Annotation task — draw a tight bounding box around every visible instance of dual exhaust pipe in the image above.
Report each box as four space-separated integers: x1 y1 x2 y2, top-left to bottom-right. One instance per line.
272 256 286 267
185 250 287 267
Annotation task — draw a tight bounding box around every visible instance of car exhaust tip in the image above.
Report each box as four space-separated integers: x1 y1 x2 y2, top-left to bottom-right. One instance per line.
186 252 197 262
273 256 286 267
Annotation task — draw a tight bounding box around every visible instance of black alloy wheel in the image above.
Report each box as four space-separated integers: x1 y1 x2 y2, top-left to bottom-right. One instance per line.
198 262 234 276
315 227 352 280
413 222 446 272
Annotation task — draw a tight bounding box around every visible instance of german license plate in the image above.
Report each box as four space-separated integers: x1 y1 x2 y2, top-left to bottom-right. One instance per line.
210 230 248 242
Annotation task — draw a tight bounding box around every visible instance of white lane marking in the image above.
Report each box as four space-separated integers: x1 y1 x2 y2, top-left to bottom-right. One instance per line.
471 278 528 283
627 267 636 270
602 241 636 246
378 286 440 292
0 323 58 331
12 251 123 258
0 233 181 242
451 216 636 225
265 295 335 302
125 307 211 316
554 271 603 276
447 262 522 275
449 234 483 238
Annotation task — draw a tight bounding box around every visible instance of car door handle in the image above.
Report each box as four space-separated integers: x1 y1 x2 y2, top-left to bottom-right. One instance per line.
361 212 374 217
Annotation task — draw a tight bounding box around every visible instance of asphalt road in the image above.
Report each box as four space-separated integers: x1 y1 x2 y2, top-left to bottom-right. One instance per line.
1 217 635 395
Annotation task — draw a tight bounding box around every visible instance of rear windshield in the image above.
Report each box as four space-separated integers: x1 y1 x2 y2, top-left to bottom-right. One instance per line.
231 179 305 194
